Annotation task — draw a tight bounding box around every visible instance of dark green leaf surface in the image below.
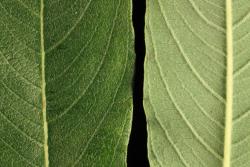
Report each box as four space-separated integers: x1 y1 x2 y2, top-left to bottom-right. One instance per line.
0 0 134 166
144 0 250 166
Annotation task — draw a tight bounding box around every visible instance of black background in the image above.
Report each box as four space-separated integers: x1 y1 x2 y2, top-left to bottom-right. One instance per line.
127 0 149 166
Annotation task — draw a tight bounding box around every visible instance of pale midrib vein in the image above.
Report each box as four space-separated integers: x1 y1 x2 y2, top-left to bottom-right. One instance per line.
223 0 233 167
40 0 49 167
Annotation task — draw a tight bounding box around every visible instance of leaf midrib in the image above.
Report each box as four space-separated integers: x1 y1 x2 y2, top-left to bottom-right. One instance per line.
40 0 49 166
223 0 233 167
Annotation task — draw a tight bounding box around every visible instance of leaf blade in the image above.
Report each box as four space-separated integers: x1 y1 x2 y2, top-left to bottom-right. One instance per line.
145 0 250 166
0 0 134 166
145 0 226 166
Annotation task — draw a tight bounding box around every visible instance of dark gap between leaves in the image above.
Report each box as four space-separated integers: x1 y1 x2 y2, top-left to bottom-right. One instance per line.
127 0 149 166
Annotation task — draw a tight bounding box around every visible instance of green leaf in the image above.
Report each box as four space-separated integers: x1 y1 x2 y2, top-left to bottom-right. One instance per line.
144 0 250 166
0 0 134 166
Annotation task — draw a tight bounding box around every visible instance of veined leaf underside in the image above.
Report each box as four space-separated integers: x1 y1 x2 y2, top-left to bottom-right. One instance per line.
145 0 250 167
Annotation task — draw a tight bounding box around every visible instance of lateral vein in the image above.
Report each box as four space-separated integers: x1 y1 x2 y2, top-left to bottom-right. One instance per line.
223 0 233 167
40 0 49 166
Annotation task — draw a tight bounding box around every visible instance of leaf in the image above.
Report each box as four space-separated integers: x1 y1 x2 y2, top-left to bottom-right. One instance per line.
0 0 134 166
144 0 250 166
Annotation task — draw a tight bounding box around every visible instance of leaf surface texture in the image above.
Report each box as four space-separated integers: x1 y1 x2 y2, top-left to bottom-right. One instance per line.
144 0 250 166
0 0 134 166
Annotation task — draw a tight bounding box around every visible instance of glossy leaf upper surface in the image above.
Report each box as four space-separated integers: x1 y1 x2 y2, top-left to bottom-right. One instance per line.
0 0 134 166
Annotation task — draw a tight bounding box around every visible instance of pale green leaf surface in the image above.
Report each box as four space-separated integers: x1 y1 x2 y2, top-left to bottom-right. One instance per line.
0 0 134 166
144 0 250 166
